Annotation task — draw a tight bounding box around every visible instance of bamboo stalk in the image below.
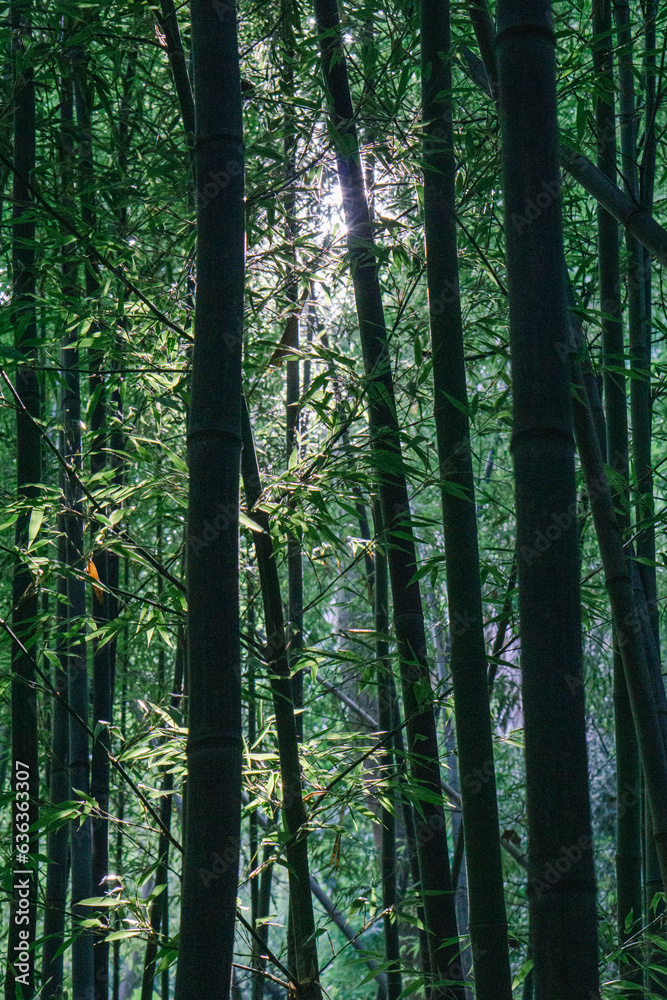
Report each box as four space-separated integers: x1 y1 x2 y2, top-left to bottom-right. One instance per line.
71 37 113 997
311 3 462 993
42 57 75 1000
496 2 600 994
374 498 402 1000
172 1 245 994
570 342 667 895
421 0 512 992
241 398 322 1000
591 0 642 982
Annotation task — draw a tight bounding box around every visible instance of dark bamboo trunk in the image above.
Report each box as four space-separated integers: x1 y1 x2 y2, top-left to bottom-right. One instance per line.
65 341 95 1000
421 1 512 995
42 535 70 1000
374 500 402 1000
639 2 665 992
522 969 533 1000
591 0 642 983
574 332 667 849
569 346 667 892
635 18 657 656
613 3 663 988
631 559 667 952
106 42 132 761
591 0 625 480
613 0 654 632
141 646 183 1000
64 250 95 1000
112 591 128 1000
311 3 462 993
42 59 76 1000
172 1 245 996
282 0 304 744
60 59 95 980
241 399 322 1000
71 38 112 999
89 365 113 1000
7 2 40 995
496 2 600 996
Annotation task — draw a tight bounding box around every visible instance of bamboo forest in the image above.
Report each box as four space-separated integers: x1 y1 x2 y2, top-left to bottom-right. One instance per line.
3 0 667 996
